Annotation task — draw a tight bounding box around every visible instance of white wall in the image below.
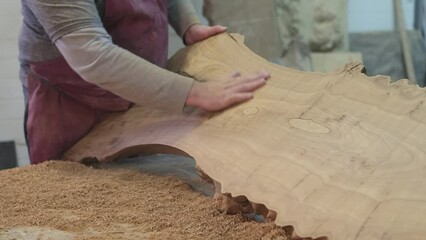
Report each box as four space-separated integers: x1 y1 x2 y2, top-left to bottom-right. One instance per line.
348 0 415 33
0 0 29 166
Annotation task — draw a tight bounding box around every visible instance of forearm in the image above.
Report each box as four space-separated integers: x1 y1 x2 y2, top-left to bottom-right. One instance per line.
167 0 200 38
56 27 194 113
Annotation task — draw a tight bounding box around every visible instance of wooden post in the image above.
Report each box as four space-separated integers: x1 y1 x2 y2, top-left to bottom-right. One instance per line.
394 0 417 84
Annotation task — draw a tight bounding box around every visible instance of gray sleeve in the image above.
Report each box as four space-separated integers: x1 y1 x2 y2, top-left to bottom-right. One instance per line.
23 0 103 42
56 27 194 113
168 0 201 38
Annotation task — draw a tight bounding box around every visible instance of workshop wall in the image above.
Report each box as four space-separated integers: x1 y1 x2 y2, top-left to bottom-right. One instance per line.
348 0 415 33
0 0 27 166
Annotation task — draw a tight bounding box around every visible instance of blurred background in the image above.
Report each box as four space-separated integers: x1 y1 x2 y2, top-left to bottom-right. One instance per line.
1 0 425 168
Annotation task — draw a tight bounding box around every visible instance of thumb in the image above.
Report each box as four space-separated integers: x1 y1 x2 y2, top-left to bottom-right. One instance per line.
209 25 228 35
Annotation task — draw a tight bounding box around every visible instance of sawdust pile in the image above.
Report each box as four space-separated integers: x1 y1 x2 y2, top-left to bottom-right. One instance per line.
0 161 288 239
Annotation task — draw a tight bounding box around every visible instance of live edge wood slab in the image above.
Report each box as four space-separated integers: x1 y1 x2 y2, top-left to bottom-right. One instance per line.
64 34 426 240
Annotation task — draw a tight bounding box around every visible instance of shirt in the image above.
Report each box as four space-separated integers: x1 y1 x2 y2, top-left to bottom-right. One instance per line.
19 0 200 113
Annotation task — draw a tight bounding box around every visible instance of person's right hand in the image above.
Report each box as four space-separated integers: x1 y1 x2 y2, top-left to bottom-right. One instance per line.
185 71 270 111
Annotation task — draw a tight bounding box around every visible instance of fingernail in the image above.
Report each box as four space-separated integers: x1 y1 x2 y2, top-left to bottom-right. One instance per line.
264 71 271 78
231 71 241 77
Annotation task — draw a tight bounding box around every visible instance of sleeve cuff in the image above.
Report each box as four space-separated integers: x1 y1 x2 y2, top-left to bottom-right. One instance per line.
179 16 200 39
168 0 201 38
168 75 194 113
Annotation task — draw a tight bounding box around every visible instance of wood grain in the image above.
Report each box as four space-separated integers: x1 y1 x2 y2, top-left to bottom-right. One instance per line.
63 33 426 240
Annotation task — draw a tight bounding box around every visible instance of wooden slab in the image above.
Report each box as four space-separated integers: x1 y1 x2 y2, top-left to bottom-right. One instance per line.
64 33 426 240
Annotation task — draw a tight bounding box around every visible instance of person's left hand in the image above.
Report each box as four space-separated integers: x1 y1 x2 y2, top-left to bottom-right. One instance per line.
184 24 227 45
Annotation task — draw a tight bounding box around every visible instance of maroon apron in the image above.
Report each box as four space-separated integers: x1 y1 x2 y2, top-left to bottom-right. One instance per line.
26 0 169 164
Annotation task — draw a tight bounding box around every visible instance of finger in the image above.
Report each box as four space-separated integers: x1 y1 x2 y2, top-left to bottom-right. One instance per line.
247 71 270 81
211 25 228 34
224 92 253 107
230 71 241 78
226 72 268 89
206 25 228 37
231 77 266 93
236 71 270 83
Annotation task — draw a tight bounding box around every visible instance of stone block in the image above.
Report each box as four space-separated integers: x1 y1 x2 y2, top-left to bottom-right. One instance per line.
275 0 349 52
204 0 282 60
203 0 349 65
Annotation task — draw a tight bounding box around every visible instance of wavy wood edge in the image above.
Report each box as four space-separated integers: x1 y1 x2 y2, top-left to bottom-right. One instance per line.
64 34 426 240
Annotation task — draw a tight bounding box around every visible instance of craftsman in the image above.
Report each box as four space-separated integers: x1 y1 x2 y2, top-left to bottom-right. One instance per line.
19 0 270 164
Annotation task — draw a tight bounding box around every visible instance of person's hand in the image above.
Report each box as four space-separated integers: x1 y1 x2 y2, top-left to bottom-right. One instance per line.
185 71 270 111
184 24 227 45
